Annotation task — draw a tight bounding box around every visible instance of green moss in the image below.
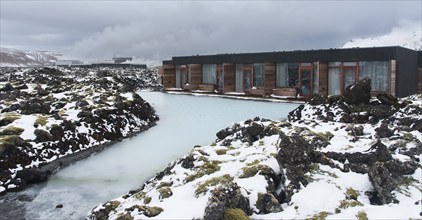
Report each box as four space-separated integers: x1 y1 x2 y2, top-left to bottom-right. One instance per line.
1 112 21 124
338 200 363 209
158 187 173 199
345 187 360 200
246 160 261 166
195 174 233 196
356 211 368 220
58 109 68 117
156 181 173 189
210 142 217 147
1 126 24 135
107 200 121 210
198 156 208 162
402 132 414 141
133 192 152 204
34 115 49 127
186 160 222 183
140 206 163 217
197 149 209 156
216 149 228 155
309 163 320 174
116 213 133 220
223 208 250 220
396 176 421 196
0 135 22 154
307 211 330 220
239 164 272 178
314 131 334 142
259 140 265 146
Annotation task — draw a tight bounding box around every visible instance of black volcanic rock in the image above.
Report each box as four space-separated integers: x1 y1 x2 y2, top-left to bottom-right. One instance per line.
344 77 371 105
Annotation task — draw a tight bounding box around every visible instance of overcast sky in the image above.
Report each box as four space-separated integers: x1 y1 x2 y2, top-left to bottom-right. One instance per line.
1 1 421 65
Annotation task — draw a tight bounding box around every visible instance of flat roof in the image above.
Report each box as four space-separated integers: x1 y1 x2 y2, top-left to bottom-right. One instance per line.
168 46 419 65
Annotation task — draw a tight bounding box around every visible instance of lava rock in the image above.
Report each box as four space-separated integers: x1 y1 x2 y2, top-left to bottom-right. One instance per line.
75 100 89 108
377 93 398 106
180 154 195 169
34 129 53 143
50 124 65 141
368 162 397 204
1 83 14 92
256 192 282 214
410 119 422 132
375 122 394 138
344 78 371 105
16 168 48 184
203 182 251 220
246 122 264 137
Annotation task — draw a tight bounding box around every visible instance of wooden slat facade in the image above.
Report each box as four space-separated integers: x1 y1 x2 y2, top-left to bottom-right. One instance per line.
264 62 276 95
223 63 235 93
190 64 202 90
390 60 396 96
418 67 422 94
162 64 176 89
318 62 328 96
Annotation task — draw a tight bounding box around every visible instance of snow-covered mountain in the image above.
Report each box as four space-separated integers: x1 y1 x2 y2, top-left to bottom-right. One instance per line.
341 23 422 50
0 47 63 67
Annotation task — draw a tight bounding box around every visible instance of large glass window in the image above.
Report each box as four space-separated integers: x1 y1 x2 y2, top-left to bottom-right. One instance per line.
175 65 181 88
235 64 243 92
217 64 223 89
288 63 299 87
181 65 190 86
328 65 341 95
313 62 319 94
359 61 389 92
276 63 288 87
253 63 264 87
202 64 216 85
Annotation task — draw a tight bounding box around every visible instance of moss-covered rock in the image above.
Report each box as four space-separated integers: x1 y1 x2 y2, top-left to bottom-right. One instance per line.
185 160 221 183
255 192 282 214
195 174 234 196
356 211 368 220
239 164 272 178
0 126 24 135
223 208 250 220
308 211 331 220
158 187 173 199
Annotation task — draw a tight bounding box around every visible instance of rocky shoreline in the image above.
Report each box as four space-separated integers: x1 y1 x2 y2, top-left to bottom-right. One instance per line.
88 78 421 219
0 67 161 195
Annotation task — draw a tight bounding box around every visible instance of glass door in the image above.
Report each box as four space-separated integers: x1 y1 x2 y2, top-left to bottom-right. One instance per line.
244 64 253 92
217 64 223 91
235 64 243 92
343 68 356 89
300 68 312 96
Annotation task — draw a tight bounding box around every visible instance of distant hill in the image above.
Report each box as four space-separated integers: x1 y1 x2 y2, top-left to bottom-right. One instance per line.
341 28 421 51
0 47 63 67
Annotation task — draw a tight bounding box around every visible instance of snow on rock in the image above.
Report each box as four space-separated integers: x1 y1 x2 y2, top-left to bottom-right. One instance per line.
88 79 421 220
0 67 161 194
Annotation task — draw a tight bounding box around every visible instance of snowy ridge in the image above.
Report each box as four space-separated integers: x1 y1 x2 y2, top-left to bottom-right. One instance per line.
341 22 422 50
88 92 421 219
0 47 63 67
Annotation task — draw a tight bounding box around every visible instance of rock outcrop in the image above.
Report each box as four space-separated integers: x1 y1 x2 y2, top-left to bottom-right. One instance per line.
0 67 160 194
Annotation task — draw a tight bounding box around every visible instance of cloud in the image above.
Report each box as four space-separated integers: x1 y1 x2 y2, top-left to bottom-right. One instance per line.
1 1 421 65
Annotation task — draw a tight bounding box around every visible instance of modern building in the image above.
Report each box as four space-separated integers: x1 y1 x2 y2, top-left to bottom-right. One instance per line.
56 57 146 69
160 46 422 98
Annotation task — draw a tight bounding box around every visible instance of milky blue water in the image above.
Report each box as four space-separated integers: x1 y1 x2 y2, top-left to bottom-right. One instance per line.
24 92 300 219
